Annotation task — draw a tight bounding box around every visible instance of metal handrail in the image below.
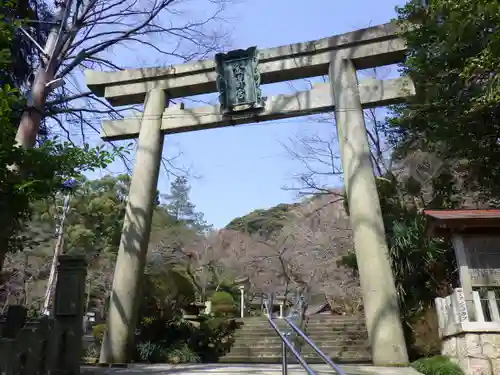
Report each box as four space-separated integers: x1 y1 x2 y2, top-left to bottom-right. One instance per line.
265 314 316 375
263 297 346 375
284 317 347 375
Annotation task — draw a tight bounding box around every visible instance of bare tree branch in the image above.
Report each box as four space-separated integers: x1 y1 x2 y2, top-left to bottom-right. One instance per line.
283 67 394 197
18 0 233 177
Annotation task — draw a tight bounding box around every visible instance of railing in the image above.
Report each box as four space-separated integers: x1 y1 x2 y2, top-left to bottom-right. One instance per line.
435 287 500 338
263 293 346 375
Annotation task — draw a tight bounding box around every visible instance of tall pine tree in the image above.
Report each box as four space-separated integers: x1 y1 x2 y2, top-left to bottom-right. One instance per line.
163 177 211 233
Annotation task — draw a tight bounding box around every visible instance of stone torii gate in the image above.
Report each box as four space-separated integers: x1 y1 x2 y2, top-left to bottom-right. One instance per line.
85 22 415 366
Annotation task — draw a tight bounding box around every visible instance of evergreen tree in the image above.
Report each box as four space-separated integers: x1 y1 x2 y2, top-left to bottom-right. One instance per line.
391 0 500 198
163 177 211 233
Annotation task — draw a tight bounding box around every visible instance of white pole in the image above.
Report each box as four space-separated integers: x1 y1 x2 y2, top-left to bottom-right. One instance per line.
41 191 71 316
239 286 245 318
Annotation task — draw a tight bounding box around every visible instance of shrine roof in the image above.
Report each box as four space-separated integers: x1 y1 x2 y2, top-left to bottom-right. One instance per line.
424 209 500 236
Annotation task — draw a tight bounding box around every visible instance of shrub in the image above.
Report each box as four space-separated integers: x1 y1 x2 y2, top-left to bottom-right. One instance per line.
211 291 234 306
136 340 164 362
82 346 99 364
185 315 236 362
411 356 464 375
92 324 106 344
132 306 237 363
210 291 237 317
135 339 202 364
163 343 200 364
408 306 441 359
212 304 238 317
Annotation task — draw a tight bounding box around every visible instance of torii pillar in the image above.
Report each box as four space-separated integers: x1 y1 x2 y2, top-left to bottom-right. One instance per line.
330 58 408 365
99 88 167 364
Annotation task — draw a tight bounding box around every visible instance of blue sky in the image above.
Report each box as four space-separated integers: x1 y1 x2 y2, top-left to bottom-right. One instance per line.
84 0 408 229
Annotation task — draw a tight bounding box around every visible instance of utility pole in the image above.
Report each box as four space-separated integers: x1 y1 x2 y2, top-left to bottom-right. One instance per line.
41 178 78 316
15 0 73 148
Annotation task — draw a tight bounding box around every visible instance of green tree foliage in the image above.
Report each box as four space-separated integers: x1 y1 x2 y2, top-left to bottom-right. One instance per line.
27 174 212 311
210 291 237 317
342 176 458 317
0 0 51 89
341 175 458 358
163 176 211 233
36 175 131 259
156 177 216 297
225 203 297 239
391 0 500 197
142 267 197 318
30 174 167 307
0 4 118 271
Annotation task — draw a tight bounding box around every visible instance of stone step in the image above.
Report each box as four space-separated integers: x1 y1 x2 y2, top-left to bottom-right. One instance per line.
231 337 285 344
227 346 371 356
304 342 368 350
230 343 370 352
305 317 365 321
225 315 372 366
305 318 366 323
306 336 369 342
223 350 372 357
235 336 367 341
229 345 370 354
238 325 367 332
303 344 370 351
235 328 367 335
234 336 368 344
232 339 369 347
308 331 368 336
233 337 369 343
219 352 372 364
238 324 289 329
241 319 366 327
240 322 366 329
305 321 366 325
308 336 368 341
306 325 367 330
306 330 367 335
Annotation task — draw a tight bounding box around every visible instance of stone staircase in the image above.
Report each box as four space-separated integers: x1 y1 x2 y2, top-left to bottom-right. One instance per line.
300 314 372 364
220 314 372 364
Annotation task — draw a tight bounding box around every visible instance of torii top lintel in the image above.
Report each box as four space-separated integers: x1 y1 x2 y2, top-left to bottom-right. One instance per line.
84 22 407 106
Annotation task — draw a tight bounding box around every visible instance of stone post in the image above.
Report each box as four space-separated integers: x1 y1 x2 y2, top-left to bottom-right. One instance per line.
52 255 87 375
204 300 212 315
450 234 475 318
329 58 408 366
239 286 245 318
99 88 167 364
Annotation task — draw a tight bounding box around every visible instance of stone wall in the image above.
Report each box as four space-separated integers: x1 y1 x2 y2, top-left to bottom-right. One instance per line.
442 332 500 375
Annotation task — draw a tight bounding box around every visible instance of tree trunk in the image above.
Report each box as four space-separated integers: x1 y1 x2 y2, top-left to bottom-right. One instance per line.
0 249 6 274
15 0 73 148
15 69 52 148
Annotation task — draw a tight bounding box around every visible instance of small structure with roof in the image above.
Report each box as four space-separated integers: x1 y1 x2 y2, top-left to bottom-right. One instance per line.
424 209 500 375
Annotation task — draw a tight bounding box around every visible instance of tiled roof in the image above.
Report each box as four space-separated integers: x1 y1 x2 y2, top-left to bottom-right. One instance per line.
424 209 500 220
